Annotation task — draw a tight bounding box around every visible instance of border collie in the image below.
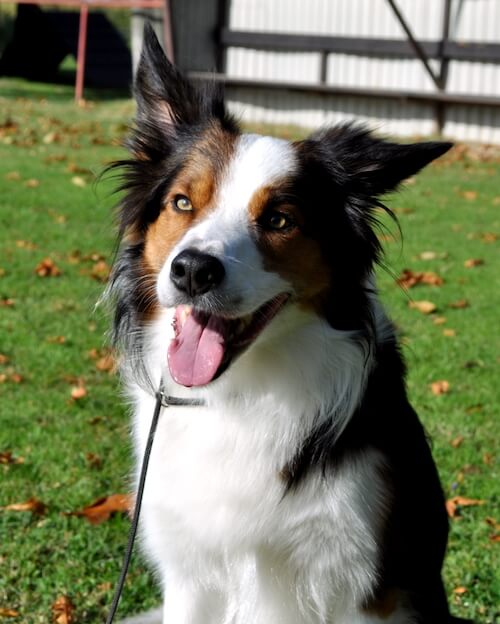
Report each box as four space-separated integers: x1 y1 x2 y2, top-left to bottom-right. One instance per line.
110 24 460 624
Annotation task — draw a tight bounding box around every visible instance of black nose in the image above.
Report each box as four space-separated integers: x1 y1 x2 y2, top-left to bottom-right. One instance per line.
170 249 225 297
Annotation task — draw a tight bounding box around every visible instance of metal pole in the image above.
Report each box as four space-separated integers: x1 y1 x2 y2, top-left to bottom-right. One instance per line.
75 1 88 102
386 0 442 90
436 0 453 133
162 0 174 63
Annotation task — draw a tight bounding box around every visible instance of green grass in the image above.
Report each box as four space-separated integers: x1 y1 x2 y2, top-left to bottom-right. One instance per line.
0 77 498 623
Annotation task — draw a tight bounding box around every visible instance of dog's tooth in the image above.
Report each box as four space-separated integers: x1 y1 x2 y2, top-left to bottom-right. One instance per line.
180 305 192 325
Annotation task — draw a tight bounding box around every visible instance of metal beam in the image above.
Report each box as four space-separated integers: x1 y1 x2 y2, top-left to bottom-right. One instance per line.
189 72 500 108
385 0 442 89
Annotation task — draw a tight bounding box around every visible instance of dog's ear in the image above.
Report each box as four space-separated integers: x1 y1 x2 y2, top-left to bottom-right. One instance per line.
309 124 452 197
134 23 227 128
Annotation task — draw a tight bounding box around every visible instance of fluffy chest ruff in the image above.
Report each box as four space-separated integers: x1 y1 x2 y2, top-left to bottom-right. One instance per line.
109 24 455 624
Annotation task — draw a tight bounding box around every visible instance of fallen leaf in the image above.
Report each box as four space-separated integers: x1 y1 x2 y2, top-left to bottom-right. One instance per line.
485 517 499 530
450 436 464 448
16 239 37 250
483 452 493 465
43 131 60 145
448 299 469 309
51 595 75 624
71 176 86 187
0 608 20 617
409 300 437 314
71 385 87 401
47 335 66 344
24 178 40 188
68 493 131 524
489 534 500 543
460 190 477 200
397 269 443 289
0 451 24 465
453 586 467 595
430 380 450 395
90 260 110 282
464 258 484 268
85 452 102 469
67 163 92 175
433 316 447 325
1 497 47 515
446 496 485 518
35 258 62 277
0 354 9 365
5 171 21 181
443 328 456 337
0 298 15 307
95 353 115 373
480 231 498 243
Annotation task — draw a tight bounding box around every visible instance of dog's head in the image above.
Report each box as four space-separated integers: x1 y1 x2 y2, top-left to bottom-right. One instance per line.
113 24 451 388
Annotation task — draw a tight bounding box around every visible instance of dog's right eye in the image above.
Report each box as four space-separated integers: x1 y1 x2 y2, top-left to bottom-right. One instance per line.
173 195 193 213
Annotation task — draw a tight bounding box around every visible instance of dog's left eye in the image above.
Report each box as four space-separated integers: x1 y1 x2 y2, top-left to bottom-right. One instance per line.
261 210 294 231
173 195 193 212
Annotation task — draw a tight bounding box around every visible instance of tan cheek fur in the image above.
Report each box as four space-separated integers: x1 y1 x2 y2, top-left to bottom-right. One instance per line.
143 164 216 273
249 187 332 310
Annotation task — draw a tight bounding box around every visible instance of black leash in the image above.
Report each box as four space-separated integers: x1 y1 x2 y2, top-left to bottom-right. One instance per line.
105 385 204 624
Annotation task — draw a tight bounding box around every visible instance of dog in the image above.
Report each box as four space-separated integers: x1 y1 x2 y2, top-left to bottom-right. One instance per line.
110 23 459 624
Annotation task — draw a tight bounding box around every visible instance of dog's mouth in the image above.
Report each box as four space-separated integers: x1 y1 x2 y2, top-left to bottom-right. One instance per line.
167 293 290 387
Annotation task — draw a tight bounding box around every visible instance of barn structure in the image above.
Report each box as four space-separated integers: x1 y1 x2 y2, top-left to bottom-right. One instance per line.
163 0 500 144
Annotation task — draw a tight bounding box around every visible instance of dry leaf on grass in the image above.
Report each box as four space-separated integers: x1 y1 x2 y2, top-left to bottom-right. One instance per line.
35 258 62 277
0 608 20 617
24 178 40 188
70 385 87 401
0 451 24 465
397 269 443 289
443 328 456 337
0 497 47 515
408 300 437 314
450 436 464 449
67 493 131 524
430 380 450 396
446 496 485 518
51 595 75 624
453 586 467 595
448 299 470 309
71 176 86 187
464 258 484 268
460 190 478 200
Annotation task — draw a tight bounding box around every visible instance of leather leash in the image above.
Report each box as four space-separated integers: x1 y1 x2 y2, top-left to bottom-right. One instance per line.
105 384 205 624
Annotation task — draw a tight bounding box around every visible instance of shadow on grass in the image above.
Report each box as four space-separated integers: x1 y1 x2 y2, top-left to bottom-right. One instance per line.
0 76 129 102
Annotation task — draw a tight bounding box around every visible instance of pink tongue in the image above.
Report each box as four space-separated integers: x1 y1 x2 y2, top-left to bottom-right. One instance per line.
167 310 227 387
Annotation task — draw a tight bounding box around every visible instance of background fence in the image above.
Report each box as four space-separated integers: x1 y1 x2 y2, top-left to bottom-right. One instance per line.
171 0 500 143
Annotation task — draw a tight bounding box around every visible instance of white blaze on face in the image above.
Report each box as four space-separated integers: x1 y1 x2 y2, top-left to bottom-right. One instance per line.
157 134 298 315
157 134 298 388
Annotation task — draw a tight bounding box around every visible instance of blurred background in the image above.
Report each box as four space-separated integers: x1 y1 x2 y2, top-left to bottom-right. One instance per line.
1 0 500 142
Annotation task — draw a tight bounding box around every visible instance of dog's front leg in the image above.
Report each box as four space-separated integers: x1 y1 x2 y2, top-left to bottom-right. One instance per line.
162 580 223 624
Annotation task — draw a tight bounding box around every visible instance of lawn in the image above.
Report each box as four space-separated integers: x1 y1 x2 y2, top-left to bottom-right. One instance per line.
0 78 498 623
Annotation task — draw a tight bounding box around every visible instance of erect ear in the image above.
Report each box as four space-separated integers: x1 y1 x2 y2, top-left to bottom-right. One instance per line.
309 124 452 197
134 23 227 128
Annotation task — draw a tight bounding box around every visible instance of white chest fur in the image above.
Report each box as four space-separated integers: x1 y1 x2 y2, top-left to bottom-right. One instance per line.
127 307 396 623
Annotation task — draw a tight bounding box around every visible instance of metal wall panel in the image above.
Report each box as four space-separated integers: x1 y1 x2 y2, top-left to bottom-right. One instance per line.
222 0 500 143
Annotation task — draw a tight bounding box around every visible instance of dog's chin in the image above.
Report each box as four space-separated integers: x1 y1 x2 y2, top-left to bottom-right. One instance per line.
167 293 290 388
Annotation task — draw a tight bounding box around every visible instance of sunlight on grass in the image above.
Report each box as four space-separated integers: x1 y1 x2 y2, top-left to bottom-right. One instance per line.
0 78 498 623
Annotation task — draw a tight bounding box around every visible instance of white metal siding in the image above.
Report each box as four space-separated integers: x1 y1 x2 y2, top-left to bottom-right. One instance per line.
223 0 500 143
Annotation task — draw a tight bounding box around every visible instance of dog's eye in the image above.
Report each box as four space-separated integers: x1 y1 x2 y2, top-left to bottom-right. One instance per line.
173 195 193 213
261 210 293 231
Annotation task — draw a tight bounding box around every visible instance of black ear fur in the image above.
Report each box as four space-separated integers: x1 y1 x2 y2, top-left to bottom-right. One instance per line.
135 23 230 128
309 124 452 197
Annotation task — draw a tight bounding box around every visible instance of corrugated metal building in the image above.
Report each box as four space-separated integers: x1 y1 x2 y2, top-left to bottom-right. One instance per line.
166 0 500 143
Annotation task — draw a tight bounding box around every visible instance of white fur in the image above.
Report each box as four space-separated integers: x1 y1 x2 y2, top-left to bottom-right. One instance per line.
123 135 414 623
